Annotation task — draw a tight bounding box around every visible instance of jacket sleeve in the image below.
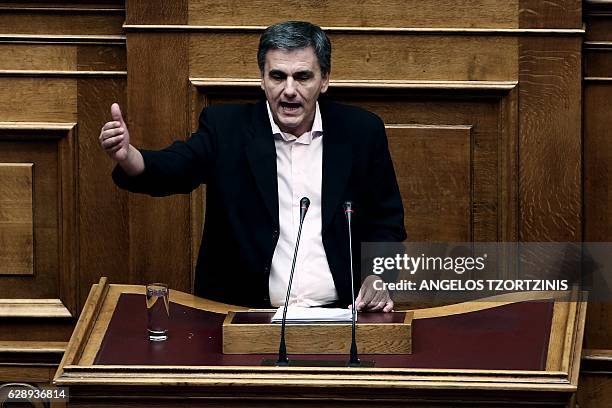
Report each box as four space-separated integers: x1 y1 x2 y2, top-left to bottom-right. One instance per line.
112 107 217 197
362 116 407 242
357 116 407 290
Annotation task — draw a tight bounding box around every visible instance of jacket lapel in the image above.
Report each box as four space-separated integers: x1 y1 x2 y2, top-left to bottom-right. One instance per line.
321 102 352 234
245 100 279 227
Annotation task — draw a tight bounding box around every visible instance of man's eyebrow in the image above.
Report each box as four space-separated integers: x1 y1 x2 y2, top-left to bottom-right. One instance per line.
294 70 314 76
268 69 314 77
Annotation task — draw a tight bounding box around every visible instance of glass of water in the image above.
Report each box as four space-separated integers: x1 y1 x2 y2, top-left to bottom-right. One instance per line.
146 283 170 341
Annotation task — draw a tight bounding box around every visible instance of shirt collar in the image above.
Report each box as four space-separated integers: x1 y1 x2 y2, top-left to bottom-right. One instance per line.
266 101 323 144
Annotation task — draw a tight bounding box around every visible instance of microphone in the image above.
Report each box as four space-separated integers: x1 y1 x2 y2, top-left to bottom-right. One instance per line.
344 201 361 367
276 197 310 365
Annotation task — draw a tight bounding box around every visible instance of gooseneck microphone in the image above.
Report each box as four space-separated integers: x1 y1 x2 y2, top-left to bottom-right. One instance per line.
344 201 361 367
276 197 310 366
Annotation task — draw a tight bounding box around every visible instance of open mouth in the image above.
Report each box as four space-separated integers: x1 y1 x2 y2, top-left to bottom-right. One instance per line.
280 101 301 113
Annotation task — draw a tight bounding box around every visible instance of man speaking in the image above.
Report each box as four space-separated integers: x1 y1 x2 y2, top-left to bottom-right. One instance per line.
99 21 406 311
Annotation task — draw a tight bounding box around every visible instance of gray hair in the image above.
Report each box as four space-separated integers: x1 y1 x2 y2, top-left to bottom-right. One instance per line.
257 21 331 76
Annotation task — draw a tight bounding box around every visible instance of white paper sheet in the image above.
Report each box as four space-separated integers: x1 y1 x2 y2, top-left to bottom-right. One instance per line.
271 306 353 323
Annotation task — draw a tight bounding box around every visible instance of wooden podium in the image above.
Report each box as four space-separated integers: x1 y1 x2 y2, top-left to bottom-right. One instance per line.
54 278 586 407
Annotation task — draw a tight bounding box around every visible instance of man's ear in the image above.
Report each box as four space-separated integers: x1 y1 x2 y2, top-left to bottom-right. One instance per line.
260 72 265 91
321 73 330 93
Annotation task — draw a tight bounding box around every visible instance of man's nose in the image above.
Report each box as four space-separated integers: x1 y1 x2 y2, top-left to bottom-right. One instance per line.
283 77 297 98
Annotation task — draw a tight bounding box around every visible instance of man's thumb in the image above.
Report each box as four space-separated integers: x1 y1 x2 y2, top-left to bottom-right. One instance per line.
111 103 124 123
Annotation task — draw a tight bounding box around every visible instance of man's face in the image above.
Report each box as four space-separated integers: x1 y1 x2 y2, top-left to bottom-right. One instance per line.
261 46 329 136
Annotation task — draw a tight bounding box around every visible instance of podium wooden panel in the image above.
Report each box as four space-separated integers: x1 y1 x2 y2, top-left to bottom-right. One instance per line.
53 278 586 407
222 310 413 354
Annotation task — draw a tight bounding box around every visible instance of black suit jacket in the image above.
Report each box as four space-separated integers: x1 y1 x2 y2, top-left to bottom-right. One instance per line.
113 100 406 307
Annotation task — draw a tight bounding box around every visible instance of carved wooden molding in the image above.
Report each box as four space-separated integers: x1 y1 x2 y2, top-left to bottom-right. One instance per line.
0 341 67 353
584 77 612 82
388 124 473 130
584 41 612 49
0 299 72 318
0 70 127 77
124 24 585 36
0 122 76 140
0 34 125 45
0 6 123 13
190 78 518 91
0 122 76 131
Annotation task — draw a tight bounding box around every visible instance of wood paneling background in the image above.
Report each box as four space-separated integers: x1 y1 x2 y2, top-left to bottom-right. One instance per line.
0 0 128 390
578 1 612 406
0 0 610 406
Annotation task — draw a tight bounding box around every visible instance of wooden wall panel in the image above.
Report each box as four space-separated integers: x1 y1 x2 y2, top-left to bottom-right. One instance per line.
584 84 612 246
188 0 519 28
0 78 76 121
0 365 57 383
77 77 129 310
583 0 612 348
126 32 192 292
387 125 472 242
585 15 612 41
0 126 76 308
0 319 74 342
355 92 507 242
76 44 127 71
189 33 518 81
0 163 33 275
585 48 612 78
0 44 76 70
578 350 612 407
0 43 126 76
578 374 612 407
0 139 59 297
0 11 124 35
580 2 612 407
330 35 518 81
519 0 581 28
586 301 612 350
518 37 582 242
0 44 125 72
126 0 187 25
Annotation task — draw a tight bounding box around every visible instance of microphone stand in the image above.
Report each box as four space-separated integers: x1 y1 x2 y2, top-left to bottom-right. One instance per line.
344 201 361 367
276 197 310 366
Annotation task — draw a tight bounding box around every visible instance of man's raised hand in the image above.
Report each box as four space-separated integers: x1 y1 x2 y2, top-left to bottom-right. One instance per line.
99 103 144 176
99 103 130 162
